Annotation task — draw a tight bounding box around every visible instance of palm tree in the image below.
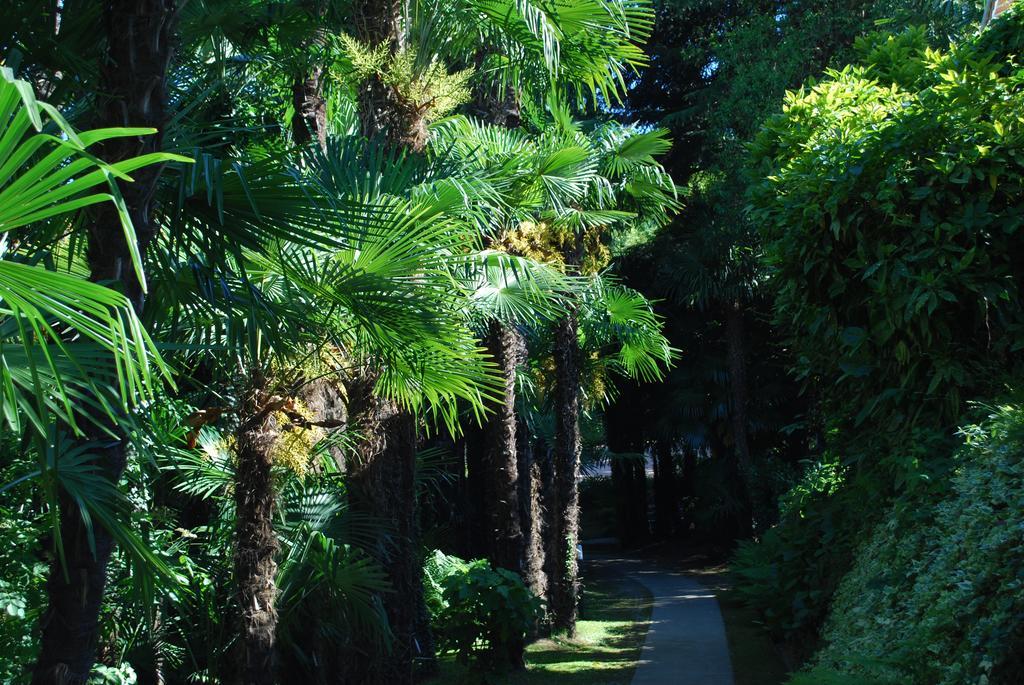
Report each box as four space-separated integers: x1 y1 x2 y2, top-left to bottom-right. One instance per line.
34 5 181 680
1 1 679 678
144 134 509 681
422 3 660 636
536 111 678 632
0 6 185 676
0 66 183 684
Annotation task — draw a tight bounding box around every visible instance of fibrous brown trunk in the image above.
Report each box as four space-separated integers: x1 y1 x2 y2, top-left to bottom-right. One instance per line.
292 69 327 149
352 0 428 151
234 376 282 685
481 320 526 665
549 310 582 635
344 372 420 685
33 442 128 685
481 321 525 574
538 437 559 632
292 0 328 149
725 299 756 535
346 4 435 677
85 0 176 311
517 420 547 605
472 84 521 129
473 86 531 617
33 3 176 683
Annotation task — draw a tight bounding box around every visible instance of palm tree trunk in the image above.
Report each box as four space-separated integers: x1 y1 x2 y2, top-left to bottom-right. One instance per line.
537 435 559 618
725 298 756 534
34 445 127 685
352 0 429 151
653 439 677 539
234 376 282 685
345 5 435 678
292 69 327 149
549 310 582 634
344 372 420 685
480 320 527 665
292 0 328 149
473 88 532 660
517 418 547 605
33 3 176 683
481 320 526 574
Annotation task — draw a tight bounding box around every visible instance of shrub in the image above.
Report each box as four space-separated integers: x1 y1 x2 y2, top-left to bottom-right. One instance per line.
88 665 138 685
795 403 1024 685
732 453 877 657
434 558 543 671
748 12 1024 441
423 549 471 618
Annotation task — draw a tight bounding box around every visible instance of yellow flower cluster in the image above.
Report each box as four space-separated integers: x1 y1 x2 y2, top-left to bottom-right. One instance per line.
269 399 326 478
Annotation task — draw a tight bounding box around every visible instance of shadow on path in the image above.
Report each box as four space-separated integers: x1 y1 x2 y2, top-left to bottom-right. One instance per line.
589 557 736 685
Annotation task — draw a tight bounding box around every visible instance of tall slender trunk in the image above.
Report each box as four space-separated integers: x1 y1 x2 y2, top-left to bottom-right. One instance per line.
725 299 756 534
481 321 525 574
472 88 532 662
345 5 434 679
537 437 559 632
292 69 327 149
344 371 419 684
480 321 527 665
517 419 547 605
652 439 677 539
292 0 328 149
536 436 561 634
234 376 282 685
352 0 427 150
33 3 176 683
549 310 582 634
34 444 128 685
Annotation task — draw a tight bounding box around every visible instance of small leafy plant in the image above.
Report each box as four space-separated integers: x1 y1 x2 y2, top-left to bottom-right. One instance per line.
435 559 543 672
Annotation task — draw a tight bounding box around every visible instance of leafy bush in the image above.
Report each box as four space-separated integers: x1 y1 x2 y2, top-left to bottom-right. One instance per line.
423 549 471 619
737 10 1024 671
88 665 138 685
434 558 543 671
793 403 1024 685
0 437 50 684
732 453 877 656
748 11 1024 440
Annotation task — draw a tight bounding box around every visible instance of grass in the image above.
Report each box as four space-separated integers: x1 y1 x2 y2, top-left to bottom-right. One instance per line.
426 562 653 685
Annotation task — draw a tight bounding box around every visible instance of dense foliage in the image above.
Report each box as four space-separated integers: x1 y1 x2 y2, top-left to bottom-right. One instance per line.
0 1 675 683
602 0 982 544
750 18 1024 441
731 7 1024 684
434 556 543 671
4 1 1024 684
799 404 1024 685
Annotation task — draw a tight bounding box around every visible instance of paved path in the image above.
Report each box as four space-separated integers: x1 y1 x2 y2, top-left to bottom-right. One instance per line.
602 558 736 685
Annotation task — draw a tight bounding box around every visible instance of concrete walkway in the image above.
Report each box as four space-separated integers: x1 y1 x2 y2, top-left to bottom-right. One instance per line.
614 559 736 685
